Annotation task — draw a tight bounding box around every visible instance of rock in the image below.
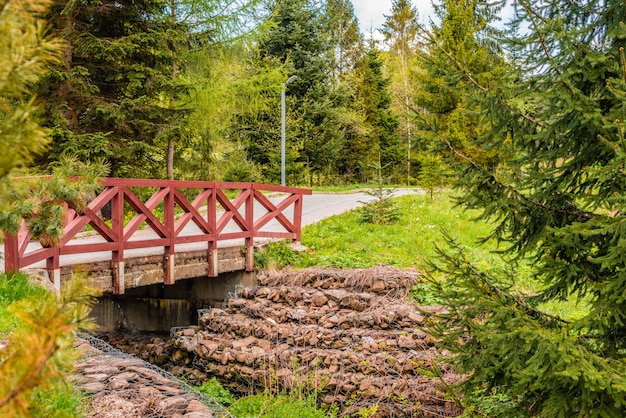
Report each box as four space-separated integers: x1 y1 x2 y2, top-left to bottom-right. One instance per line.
84 373 109 382
109 376 132 390
398 335 417 349
79 381 106 394
95 267 462 418
311 292 328 307
186 399 211 413
371 280 387 292
232 335 256 350
158 396 188 417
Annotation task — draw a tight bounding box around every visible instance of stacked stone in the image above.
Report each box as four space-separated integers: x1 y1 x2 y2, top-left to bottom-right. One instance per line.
73 340 215 418
169 267 460 417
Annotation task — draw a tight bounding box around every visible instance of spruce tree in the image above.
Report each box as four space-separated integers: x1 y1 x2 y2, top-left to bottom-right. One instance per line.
413 0 505 171
350 46 403 182
421 0 626 416
38 0 192 178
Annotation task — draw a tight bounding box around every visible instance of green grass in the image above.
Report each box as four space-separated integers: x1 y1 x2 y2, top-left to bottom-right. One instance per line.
297 192 498 269
0 273 86 416
229 393 334 418
0 273 48 334
29 383 87 417
193 378 334 418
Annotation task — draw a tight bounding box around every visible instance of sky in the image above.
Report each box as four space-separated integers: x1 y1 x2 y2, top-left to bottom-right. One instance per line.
352 1 515 39
353 0 435 37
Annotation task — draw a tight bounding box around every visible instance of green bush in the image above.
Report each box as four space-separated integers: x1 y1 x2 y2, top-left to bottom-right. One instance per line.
194 378 236 407
255 242 296 270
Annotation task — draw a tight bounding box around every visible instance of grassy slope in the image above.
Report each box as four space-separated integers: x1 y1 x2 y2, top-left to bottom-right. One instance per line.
297 192 497 269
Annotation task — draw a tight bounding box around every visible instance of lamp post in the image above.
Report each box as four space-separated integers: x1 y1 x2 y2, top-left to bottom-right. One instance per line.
281 75 298 186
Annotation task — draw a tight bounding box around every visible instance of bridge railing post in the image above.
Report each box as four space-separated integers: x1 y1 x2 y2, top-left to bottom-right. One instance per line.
245 184 255 272
111 186 125 294
4 233 19 274
164 186 175 285
46 246 61 292
207 185 218 277
294 193 304 243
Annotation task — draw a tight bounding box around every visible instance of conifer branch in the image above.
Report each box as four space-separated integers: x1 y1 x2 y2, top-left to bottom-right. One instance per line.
415 25 551 130
451 242 570 325
410 104 594 221
516 0 562 75
447 141 594 221
416 25 487 92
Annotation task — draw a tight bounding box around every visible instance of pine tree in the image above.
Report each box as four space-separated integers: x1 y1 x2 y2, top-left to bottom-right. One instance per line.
421 0 626 416
346 46 402 182
38 0 192 178
413 0 505 173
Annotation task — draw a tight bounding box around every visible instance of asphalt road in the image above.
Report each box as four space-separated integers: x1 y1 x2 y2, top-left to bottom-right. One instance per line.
0 189 424 271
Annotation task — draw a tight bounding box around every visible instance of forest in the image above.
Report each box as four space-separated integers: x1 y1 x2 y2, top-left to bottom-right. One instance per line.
23 0 483 186
4 0 626 416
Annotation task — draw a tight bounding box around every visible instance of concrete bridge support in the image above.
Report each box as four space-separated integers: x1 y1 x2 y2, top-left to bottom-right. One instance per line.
90 270 256 332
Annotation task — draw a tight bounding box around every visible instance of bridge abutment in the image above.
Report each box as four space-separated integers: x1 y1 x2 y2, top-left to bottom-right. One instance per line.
91 270 256 332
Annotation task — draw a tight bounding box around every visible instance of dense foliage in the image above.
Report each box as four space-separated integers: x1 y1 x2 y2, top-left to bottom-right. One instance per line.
419 0 626 416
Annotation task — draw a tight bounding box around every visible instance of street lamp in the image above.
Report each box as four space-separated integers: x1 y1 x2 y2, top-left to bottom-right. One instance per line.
281 75 298 186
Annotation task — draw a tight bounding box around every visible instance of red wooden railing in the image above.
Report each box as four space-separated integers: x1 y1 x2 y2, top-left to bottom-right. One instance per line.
3 178 312 293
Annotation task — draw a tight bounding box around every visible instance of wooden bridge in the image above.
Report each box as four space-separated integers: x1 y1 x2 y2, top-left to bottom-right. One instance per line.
3 178 312 294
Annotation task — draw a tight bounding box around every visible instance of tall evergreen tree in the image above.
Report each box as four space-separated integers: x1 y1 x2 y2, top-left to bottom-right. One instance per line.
381 0 420 183
343 46 402 181
413 0 505 171
422 0 626 416
235 0 352 185
324 0 363 79
38 0 191 178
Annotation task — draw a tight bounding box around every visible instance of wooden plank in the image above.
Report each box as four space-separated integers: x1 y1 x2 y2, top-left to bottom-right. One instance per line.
173 189 212 235
60 242 118 254
216 231 249 240
112 188 125 295
164 188 175 285
124 187 169 237
215 188 250 233
253 192 297 232
294 195 304 241
17 224 31 258
122 187 169 239
20 248 54 268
